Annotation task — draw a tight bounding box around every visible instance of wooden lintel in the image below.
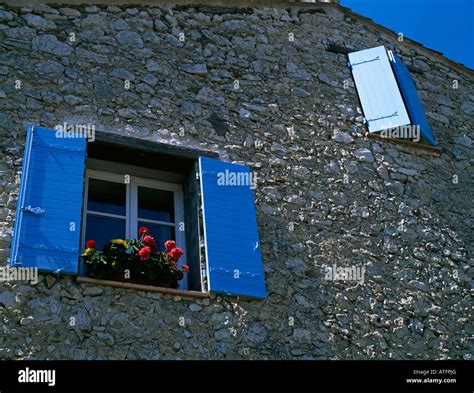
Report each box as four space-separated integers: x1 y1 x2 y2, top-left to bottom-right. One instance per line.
93 131 219 160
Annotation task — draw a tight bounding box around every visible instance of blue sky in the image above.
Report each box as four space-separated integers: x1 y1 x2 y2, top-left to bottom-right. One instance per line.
341 0 474 69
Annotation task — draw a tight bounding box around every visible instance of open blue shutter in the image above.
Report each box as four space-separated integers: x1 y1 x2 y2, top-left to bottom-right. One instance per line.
10 126 87 274
348 45 411 132
389 53 436 145
199 157 266 299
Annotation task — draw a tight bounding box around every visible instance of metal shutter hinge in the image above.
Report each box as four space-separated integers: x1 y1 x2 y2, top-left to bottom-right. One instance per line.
366 111 399 124
22 205 45 215
350 56 380 67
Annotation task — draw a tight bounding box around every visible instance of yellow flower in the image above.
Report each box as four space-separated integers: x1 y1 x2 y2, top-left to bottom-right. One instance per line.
82 248 93 257
112 239 129 247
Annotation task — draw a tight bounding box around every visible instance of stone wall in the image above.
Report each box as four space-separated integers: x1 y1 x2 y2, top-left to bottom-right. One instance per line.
0 2 472 360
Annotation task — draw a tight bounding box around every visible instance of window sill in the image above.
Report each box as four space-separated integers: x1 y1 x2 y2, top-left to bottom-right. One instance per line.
76 276 210 298
365 132 442 154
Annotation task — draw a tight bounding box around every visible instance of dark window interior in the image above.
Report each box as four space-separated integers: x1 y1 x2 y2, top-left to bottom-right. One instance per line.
86 215 126 252
87 178 126 215
138 186 174 223
86 178 127 251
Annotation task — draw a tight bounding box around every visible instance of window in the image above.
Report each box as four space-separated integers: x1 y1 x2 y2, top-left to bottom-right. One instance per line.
348 45 436 146
10 127 267 299
81 169 187 289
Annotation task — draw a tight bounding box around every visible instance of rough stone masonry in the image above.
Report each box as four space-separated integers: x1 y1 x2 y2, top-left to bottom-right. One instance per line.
0 1 472 360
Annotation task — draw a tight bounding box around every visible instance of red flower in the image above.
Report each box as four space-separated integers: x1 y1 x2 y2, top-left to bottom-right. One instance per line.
181 264 190 273
139 227 150 236
143 235 157 248
169 247 184 262
138 246 151 260
86 240 96 249
177 271 184 280
164 240 176 252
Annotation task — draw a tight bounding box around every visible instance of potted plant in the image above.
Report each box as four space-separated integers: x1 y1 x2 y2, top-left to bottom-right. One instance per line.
81 227 189 289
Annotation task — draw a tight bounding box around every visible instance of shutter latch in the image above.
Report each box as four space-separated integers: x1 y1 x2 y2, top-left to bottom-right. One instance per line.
22 205 45 215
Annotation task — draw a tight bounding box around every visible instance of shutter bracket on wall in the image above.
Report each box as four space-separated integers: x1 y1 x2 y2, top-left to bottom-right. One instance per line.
22 205 45 215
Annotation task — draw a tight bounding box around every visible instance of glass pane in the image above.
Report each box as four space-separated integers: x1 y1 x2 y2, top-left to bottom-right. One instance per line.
85 214 126 251
138 186 174 223
88 178 126 216
138 221 175 252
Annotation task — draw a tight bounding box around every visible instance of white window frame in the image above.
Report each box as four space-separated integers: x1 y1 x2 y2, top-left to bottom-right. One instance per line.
81 169 188 289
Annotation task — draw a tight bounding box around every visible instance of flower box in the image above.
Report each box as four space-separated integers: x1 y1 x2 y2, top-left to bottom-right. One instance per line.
81 227 188 289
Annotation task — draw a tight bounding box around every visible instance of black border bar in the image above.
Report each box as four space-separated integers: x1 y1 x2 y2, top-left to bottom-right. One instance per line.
0 360 472 393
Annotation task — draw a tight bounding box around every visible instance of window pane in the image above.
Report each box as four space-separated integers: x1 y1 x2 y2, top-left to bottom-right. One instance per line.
86 214 126 251
138 221 174 252
138 186 174 223
88 178 126 216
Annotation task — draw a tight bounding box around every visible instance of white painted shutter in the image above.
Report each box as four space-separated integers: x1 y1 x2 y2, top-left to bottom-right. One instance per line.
348 45 411 132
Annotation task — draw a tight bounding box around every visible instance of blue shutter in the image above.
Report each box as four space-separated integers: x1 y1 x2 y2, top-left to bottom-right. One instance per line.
389 53 436 145
348 45 411 132
10 126 87 274
199 157 266 299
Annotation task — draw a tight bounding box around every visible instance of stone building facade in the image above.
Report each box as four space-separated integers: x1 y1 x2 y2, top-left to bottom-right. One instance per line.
0 0 472 360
